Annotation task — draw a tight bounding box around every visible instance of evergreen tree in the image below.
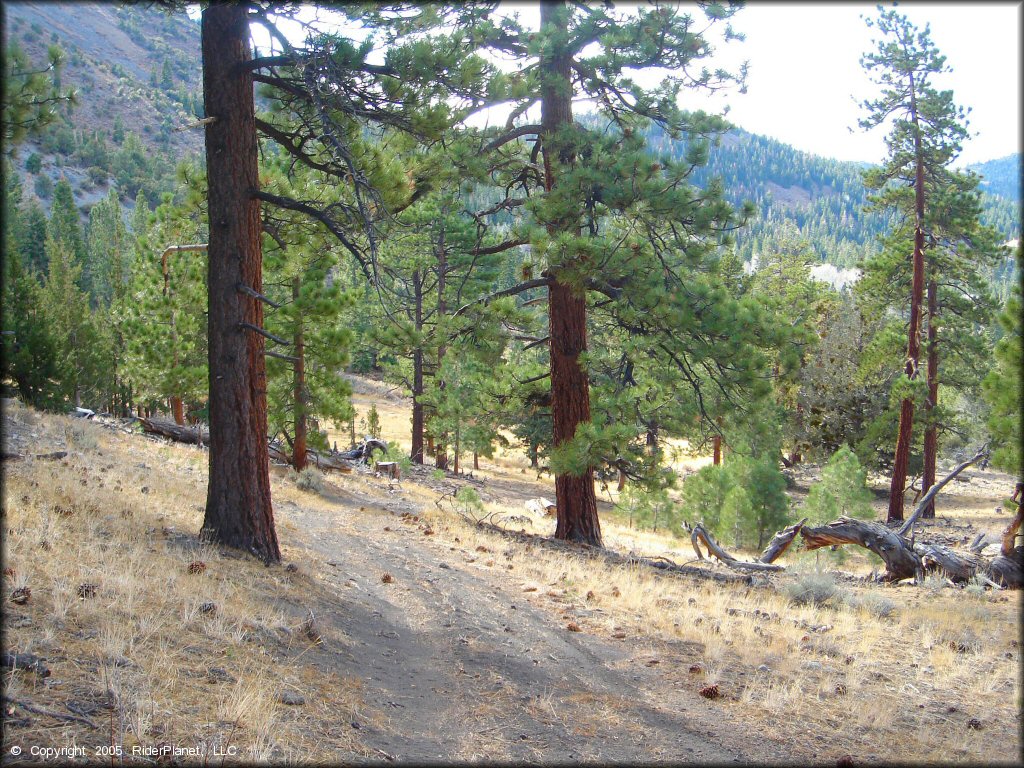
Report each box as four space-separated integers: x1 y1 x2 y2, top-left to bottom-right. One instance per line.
802 446 875 524
2 41 76 147
983 248 1022 478
15 196 49 274
39 236 107 408
85 189 130 306
49 176 86 270
1 231 62 408
857 8 971 522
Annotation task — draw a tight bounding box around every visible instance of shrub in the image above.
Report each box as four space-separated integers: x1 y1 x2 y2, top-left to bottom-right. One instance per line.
25 153 42 174
455 486 484 518
785 569 844 607
718 484 749 549
803 446 874 524
293 466 325 495
729 455 791 549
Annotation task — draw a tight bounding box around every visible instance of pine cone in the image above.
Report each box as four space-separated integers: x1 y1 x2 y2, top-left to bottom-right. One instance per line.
699 684 720 699
77 583 98 599
10 587 31 604
187 561 207 575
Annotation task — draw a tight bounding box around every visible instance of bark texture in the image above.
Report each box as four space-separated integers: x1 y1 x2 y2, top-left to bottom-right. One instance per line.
200 4 280 563
922 276 939 518
291 277 307 471
542 1 601 547
886 73 928 524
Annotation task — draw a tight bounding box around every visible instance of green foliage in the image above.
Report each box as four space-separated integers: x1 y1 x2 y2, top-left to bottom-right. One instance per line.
616 485 681 536
726 455 791 550
983 248 1022 477
681 464 731 533
361 404 382 439
454 486 484 519
25 153 41 173
2 40 76 147
116 179 208 410
802 446 875 524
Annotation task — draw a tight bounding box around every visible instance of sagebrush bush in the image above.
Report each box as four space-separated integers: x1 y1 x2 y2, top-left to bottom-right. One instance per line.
785 569 845 607
294 466 325 494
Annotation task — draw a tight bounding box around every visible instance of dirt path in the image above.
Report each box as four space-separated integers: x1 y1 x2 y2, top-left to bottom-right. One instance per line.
280 483 795 764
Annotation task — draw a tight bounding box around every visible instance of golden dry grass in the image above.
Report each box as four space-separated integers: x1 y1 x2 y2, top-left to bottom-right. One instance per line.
2 403 367 764
3 392 1021 765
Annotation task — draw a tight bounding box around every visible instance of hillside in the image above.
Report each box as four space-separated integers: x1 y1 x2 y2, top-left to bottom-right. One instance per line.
3 3 1019 268
2 389 1020 763
969 154 1022 202
3 2 203 214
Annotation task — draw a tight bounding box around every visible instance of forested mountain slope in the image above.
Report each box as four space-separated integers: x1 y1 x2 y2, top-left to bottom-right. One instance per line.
3 2 202 213
3 2 1018 270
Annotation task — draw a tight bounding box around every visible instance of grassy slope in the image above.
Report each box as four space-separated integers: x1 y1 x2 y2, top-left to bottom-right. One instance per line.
2 395 1020 763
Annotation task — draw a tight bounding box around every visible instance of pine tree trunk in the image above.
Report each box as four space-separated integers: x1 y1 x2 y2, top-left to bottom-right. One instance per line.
922 276 939 519
200 5 280 563
887 74 927 525
410 270 424 464
292 277 307 472
434 235 449 471
170 396 184 426
473 452 479 471
713 435 722 466
542 0 601 547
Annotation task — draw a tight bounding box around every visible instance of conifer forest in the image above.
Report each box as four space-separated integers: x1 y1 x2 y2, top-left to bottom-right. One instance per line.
1 3 1021 764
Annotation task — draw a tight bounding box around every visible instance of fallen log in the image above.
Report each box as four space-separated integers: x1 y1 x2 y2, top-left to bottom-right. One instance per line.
800 516 1023 588
268 441 353 473
140 417 208 445
801 518 922 582
690 524 786 573
758 518 808 563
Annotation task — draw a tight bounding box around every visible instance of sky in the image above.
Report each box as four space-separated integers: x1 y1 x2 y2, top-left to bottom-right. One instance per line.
707 2 1023 167
230 2 1022 168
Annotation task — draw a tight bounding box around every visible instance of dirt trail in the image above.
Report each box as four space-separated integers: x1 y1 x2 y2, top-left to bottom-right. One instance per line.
281 483 793 764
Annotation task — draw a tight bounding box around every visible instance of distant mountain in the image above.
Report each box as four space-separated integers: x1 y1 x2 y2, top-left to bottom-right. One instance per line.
967 154 1021 203
643 125 1021 270
4 2 1019 282
3 2 203 214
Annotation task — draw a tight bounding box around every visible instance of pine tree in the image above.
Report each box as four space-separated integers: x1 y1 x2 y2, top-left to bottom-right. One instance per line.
1 221 61 408
85 189 130 306
858 8 971 523
802 446 875 524
2 41 76 147
858 9 1000 519
49 176 86 270
200 4 279 563
983 247 1022 478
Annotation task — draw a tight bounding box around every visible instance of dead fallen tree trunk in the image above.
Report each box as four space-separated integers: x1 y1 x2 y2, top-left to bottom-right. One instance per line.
140 416 208 445
689 523 799 573
268 441 353 473
801 518 922 582
800 516 1023 588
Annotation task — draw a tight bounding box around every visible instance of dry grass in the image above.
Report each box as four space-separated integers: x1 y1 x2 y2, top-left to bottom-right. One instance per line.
401 489 1021 764
4 393 1020 765
2 403 366 764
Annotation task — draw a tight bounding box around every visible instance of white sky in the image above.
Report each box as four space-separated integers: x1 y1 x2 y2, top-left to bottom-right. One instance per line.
711 2 1023 167
218 2 1023 167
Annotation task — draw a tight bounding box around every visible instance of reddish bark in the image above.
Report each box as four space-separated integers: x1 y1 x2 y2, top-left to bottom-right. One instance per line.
712 435 722 466
922 276 939 518
410 270 424 464
887 72 927 525
291 277 307 472
541 1 601 547
170 396 184 426
200 4 280 563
